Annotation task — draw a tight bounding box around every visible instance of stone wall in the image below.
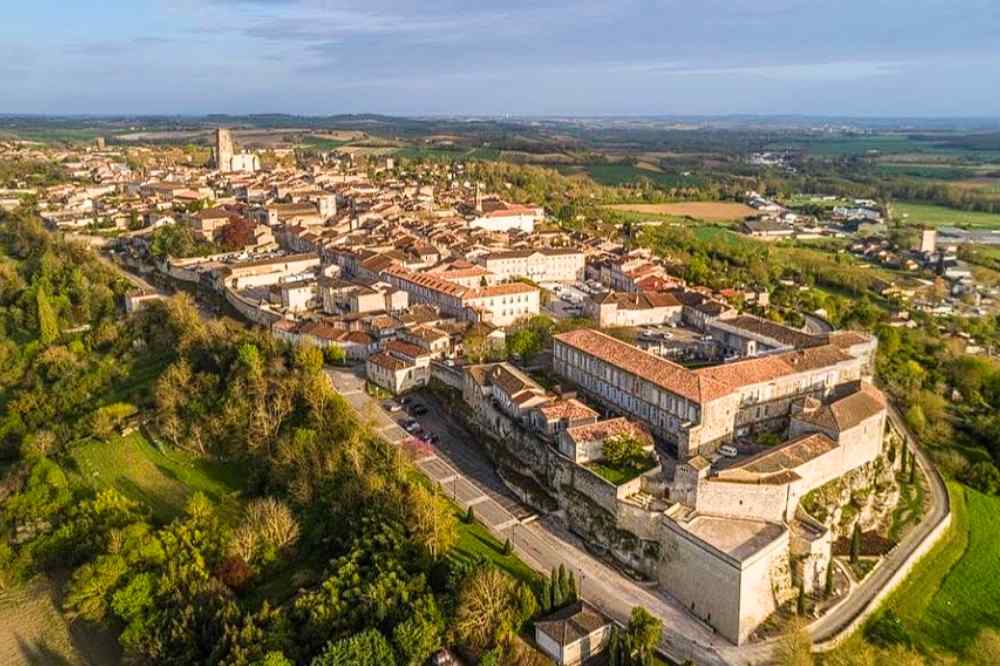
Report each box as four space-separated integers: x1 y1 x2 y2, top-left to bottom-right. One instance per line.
696 480 792 524
224 286 284 326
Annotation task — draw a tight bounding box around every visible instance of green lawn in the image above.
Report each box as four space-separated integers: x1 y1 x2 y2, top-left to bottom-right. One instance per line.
911 486 1000 654
586 458 655 486
450 511 541 588
894 201 1000 228
68 432 247 523
878 482 1000 656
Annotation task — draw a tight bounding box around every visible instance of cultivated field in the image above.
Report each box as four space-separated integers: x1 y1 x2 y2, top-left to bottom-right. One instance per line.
0 577 121 666
607 201 755 221
894 201 1000 228
68 432 246 523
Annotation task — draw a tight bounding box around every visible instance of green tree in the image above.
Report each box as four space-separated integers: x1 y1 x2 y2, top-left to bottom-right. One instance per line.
603 434 648 469
392 594 444 666
312 629 397 666
620 606 662 666
36 285 58 344
850 523 862 564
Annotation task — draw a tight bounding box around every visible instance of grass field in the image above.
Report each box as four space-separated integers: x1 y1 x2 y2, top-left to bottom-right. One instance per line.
68 432 247 523
607 202 755 221
893 201 1000 228
0 576 121 666
450 510 541 588
879 482 1000 656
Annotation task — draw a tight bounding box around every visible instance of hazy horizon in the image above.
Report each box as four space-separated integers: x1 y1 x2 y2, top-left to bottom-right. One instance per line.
4 1 999 117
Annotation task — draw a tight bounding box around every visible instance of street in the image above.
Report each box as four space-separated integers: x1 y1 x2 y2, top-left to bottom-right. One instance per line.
325 365 730 666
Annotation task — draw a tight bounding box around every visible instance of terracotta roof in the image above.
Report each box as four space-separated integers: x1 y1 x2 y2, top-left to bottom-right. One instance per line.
385 339 427 359
467 282 538 299
565 417 653 448
367 351 409 371
555 329 731 403
828 330 872 349
798 382 885 432
536 398 598 422
718 432 837 481
695 345 856 390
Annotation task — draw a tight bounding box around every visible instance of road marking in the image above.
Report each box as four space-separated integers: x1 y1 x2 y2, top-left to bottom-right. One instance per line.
465 495 490 507
415 454 438 464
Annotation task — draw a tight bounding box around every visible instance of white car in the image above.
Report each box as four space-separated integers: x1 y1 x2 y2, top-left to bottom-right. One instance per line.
719 444 739 458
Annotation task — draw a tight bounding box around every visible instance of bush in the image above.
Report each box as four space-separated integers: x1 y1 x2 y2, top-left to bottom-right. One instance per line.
961 461 1000 495
864 610 913 648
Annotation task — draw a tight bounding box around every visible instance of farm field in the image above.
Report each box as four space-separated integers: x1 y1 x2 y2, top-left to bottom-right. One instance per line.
68 432 247 523
894 201 1000 228
0 576 121 666
607 201 755 221
880 483 1000 657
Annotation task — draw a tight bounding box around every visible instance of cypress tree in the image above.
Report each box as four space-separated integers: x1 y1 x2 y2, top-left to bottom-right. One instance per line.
541 579 552 612
850 523 862 564
824 561 834 598
909 455 917 484
550 568 561 607
465 505 475 524
608 628 620 666
557 564 568 602
567 571 578 602
502 537 512 555
797 584 806 616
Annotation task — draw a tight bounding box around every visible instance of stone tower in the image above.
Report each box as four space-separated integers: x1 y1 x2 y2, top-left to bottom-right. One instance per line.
215 128 234 173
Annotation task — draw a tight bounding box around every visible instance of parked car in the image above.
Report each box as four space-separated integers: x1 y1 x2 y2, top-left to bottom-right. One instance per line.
403 420 421 432
426 433 440 444
400 396 415 405
719 444 739 458
411 404 429 416
384 402 403 413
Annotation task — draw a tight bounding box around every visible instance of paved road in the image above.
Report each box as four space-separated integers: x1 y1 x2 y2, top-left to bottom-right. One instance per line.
807 403 949 643
325 366 731 666
803 313 834 336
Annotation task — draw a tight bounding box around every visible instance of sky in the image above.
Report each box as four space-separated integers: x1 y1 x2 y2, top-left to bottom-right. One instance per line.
3 0 999 117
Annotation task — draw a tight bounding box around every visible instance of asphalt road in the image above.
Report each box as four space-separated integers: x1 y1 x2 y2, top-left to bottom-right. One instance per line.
807 403 949 643
325 366 730 666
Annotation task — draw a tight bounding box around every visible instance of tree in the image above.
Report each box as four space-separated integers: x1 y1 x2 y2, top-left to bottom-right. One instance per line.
502 537 512 555
621 606 662 666
797 584 806 616
904 405 927 438
407 483 458 560
968 628 1000 666
89 402 137 439
465 505 475 524
454 566 519 650
774 620 813 666
220 216 257 250
392 594 444 666
36 285 58 344
567 571 578 603
824 562 834 598
540 579 552 613
850 523 862 563
311 629 397 666
603 434 648 469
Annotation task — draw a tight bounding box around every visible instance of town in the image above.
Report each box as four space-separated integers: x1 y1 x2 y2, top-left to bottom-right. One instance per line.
0 128 939 664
